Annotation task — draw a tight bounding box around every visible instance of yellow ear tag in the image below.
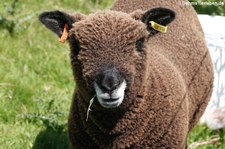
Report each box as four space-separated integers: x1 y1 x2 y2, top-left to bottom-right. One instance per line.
149 21 168 33
58 24 69 43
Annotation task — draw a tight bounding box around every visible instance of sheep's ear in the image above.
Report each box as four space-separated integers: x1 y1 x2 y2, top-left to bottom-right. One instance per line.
39 10 85 37
131 8 175 35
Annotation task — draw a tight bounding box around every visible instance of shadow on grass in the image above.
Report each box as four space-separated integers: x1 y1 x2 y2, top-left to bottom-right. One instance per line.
21 100 71 149
32 128 71 149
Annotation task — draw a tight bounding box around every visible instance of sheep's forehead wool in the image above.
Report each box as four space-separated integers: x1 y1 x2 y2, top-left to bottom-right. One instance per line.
72 11 148 52
70 11 148 76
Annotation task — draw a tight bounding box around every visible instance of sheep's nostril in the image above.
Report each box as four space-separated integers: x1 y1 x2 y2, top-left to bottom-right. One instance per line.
101 78 120 92
95 67 124 92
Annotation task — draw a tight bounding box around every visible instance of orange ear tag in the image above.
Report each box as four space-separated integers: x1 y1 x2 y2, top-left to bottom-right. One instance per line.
58 24 69 43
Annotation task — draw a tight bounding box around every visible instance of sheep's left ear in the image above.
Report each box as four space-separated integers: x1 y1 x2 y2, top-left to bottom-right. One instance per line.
131 7 176 35
39 10 86 39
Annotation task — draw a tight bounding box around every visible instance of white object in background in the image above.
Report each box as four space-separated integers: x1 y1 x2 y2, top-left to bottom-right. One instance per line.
198 15 225 129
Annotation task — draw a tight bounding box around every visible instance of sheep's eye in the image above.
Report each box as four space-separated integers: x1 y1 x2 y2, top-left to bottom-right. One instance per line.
135 37 145 51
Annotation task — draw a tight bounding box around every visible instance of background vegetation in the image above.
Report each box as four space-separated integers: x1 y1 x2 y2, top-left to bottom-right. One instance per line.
190 0 225 16
0 0 224 148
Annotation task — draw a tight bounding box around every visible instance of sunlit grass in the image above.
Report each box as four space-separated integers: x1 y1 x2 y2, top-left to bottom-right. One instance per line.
0 0 114 148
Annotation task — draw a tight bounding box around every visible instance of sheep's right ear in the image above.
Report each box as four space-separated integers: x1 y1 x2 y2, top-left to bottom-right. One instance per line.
131 8 175 35
39 10 85 38
142 8 175 35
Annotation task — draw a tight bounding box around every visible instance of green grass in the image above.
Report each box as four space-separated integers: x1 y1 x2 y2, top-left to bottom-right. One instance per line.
0 0 224 148
188 124 224 149
0 0 113 148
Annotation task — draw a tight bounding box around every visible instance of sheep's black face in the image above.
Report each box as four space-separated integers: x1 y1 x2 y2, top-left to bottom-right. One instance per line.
39 8 175 109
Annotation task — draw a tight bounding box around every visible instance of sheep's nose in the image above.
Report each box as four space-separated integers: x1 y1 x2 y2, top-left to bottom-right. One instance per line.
101 73 120 91
95 67 124 92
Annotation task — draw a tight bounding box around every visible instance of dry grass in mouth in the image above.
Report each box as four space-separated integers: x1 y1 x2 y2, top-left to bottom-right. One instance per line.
86 95 96 121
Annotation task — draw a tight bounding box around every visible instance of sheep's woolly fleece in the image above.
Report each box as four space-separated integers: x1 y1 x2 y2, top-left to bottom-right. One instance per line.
112 0 214 131
39 0 214 148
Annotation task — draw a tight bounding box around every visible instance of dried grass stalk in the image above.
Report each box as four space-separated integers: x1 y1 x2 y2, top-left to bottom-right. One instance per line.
188 137 220 149
86 95 96 121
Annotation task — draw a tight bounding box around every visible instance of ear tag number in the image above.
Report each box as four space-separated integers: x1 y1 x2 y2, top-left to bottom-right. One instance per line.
58 24 69 43
149 21 168 33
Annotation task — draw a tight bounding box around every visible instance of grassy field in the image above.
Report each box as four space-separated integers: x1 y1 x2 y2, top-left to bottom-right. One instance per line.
0 0 224 148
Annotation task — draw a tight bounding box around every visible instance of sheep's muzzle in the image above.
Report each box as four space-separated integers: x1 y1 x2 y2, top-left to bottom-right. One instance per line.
93 66 127 108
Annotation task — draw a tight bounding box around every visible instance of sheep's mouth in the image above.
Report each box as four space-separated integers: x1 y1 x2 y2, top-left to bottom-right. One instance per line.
94 80 127 108
98 97 123 108
102 98 120 102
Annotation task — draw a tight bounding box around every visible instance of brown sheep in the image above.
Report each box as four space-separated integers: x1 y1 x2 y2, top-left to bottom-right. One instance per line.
39 0 213 148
